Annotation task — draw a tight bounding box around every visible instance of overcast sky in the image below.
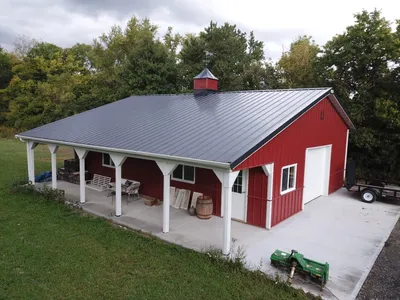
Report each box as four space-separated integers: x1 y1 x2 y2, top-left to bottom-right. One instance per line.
1 0 399 60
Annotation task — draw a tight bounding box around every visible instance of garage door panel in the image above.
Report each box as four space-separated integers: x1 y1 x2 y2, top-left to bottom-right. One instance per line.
303 146 331 204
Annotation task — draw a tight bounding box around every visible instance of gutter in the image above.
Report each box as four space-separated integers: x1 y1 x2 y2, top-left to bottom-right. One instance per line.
15 135 231 170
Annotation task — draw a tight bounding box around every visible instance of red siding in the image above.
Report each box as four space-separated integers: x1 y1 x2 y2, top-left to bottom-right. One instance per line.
235 98 348 227
193 78 218 91
86 152 164 200
247 167 268 227
85 152 222 216
171 169 222 216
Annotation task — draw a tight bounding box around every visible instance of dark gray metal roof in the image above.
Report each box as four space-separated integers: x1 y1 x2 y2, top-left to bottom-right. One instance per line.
193 68 218 80
18 88 353 168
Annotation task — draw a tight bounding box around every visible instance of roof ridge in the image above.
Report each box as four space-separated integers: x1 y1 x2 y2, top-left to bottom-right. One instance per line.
130 87 332 98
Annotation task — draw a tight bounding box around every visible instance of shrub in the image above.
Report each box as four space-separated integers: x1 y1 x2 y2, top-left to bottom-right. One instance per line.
8 178 66 203
0 126 17 138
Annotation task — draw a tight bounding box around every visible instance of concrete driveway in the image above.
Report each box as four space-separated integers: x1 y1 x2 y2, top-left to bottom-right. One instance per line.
51 181 400 299
236 189 400 300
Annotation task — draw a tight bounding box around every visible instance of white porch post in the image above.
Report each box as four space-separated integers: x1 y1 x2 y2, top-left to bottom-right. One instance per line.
109 154 127 217
74 148 88 204
212 170 225 217
48 144 59 189
26 141 38 184
155 161 177 233
262 163 274 229
222 171 239 255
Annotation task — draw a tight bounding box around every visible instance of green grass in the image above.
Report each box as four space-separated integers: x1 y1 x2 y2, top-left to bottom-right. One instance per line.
0 138 312 299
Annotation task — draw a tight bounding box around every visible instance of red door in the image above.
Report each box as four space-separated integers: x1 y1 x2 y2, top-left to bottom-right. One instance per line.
246 167 268 227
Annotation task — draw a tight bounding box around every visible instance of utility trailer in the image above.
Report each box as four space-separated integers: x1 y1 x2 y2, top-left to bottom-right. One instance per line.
345 161 400 203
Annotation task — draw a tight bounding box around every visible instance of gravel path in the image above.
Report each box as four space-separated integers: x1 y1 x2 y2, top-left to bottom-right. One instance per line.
357 219 400 300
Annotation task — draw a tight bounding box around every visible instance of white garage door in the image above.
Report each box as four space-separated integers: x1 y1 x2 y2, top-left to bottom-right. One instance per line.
303 146 331 205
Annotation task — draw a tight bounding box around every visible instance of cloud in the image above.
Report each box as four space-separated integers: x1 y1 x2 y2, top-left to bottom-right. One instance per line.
0 0 399 61
61 0 212 26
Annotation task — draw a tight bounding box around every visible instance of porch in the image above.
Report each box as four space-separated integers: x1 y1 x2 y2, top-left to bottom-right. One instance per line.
48 180 258 252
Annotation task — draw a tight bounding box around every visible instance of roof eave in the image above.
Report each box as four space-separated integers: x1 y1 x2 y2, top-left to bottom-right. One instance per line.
15 135 231 170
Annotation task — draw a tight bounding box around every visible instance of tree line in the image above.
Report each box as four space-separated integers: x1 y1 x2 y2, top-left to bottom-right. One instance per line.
0 10 399 180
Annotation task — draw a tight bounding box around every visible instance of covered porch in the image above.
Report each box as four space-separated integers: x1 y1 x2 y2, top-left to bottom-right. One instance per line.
39 180 258 252
22 140 275 255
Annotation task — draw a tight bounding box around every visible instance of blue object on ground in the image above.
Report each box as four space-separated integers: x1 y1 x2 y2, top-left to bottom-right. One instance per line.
35 171 52 183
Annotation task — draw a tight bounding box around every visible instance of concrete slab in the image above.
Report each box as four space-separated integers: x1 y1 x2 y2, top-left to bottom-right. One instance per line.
42 181 400 300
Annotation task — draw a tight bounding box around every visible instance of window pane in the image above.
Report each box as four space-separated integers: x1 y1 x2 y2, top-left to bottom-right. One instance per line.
282 168 288 191
232 171 243 193
103 153 110 165
289 166 296 188
173 165 183 179
183 166 195 182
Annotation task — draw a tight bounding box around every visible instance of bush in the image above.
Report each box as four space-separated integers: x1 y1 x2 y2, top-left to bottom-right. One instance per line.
0 126 17 138
8 178 66 203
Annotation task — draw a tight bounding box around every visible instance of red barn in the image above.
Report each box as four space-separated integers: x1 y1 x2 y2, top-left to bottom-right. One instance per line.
17 68 354 254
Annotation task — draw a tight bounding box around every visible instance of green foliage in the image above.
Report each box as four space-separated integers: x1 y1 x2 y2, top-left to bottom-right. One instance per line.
318 9 400 180
0 47 13 89
1 11 400 180
8 178 66 203
179 21 273 91
277 36 320 88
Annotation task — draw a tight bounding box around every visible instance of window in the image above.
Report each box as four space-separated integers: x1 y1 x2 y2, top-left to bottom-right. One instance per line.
102 153 115 168
281 164 296 194
232 170 245 194
172 165 195 183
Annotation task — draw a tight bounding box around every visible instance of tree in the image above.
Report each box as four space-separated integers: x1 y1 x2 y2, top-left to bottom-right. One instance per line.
179 22 267 91
319 10 400 180
0 47 13 89
277 36 320 88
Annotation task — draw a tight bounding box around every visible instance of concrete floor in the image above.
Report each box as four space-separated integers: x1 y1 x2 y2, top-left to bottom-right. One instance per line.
43 181 400 300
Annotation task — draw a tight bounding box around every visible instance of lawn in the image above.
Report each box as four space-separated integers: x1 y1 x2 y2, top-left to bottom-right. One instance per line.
0 138 312 300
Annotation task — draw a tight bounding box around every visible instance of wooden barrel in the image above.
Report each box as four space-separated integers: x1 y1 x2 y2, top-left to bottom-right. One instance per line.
196 196 213 219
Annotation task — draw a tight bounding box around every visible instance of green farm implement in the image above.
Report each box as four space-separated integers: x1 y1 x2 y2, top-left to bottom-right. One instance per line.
270 249 329 289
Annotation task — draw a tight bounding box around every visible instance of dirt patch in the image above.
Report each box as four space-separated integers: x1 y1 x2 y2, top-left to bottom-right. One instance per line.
357 219 400 300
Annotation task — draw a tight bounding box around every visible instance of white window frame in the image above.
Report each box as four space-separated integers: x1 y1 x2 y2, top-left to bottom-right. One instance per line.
232 170 247 194
171 164 195 184
102 153 115 168
280 163 297 195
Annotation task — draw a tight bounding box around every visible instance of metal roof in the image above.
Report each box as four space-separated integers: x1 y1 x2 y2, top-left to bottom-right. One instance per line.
18 88 353 168
193 68 218 80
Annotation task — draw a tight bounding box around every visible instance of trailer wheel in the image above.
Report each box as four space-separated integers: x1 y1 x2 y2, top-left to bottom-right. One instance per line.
361 189 377 203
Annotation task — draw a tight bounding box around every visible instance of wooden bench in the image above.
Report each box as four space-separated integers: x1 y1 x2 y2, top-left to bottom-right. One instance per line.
86 174 111 191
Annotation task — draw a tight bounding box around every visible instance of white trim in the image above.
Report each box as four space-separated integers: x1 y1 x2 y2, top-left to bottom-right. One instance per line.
222 171 240 255
155 161 178 234
280 163 297 195
48 144 59 189
302 145 332 209
15 135 230 170
212 169 225 217
343 129 349 180
170 177 195 184
262 163 274 229
102 153 115 168
171 164 195 184
109 153 126 167
243 169 249 223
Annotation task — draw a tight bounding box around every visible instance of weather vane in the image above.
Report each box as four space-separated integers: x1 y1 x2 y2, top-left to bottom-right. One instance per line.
204 50 214 67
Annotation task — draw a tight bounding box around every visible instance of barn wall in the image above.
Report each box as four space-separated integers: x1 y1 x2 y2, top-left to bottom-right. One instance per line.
170 168 222 216
85 152 222 216
247 167 268 227
85 152 164 200
234 97 348 227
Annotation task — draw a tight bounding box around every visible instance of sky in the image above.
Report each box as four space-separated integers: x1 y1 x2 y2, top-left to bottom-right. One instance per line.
0 0 399 60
